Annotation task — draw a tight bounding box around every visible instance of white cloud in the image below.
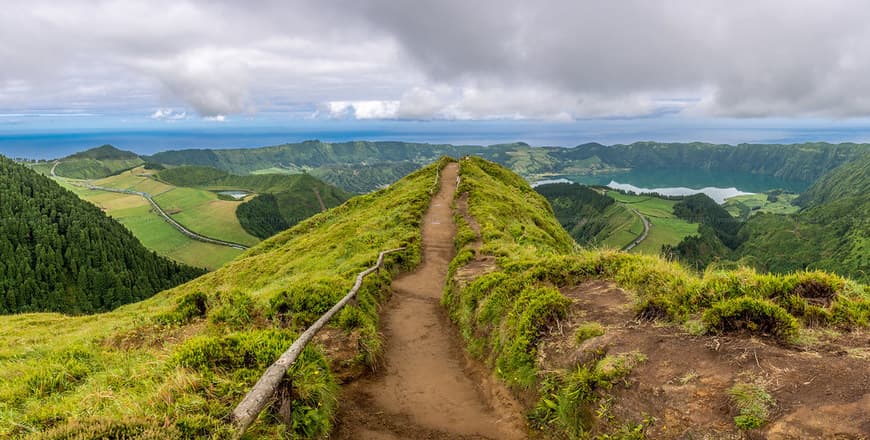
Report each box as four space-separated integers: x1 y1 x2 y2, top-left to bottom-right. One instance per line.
150 108 187 120
203 115 226 122
3 0 870 120
326 100 401 119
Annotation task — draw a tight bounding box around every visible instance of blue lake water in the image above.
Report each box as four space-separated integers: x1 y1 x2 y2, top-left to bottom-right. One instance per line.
533 168 808 203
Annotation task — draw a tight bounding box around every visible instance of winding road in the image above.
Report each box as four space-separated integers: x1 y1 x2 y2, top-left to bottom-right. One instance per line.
621 207 650 251
51 161 249 250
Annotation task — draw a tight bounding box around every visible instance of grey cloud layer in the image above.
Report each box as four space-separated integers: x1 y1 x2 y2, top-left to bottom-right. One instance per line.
2 0 870 118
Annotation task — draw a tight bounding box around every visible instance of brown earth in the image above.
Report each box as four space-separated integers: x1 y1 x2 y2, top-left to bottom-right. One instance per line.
332 162 527 439
539 280 870 439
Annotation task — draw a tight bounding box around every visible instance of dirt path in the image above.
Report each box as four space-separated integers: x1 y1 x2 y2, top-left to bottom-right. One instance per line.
539 280 870 439
333 163 526 439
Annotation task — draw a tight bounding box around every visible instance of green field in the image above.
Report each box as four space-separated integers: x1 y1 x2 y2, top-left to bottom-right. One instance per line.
49 168 254 269
153 187 260 246
598 204 644 249
606 191 699 254
723 193 800 220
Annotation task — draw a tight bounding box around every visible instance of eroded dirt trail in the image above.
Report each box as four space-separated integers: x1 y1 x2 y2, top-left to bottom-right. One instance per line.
333 163 526 439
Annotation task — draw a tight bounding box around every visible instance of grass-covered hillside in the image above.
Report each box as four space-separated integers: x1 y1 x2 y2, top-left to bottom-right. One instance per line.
534 183 639 249
55 145 144 179
157 166 351 239
665 154 869 282
445 157 868 438
0 159 447 439
0 156 205 315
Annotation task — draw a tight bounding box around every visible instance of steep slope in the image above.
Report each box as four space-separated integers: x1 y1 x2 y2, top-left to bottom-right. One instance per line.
734 156 869 281
55 145 144 179
445 157 869 439
157 165 351 238
794 151 870 207
0 158 447 439
0 155 204 315
535 182 638 249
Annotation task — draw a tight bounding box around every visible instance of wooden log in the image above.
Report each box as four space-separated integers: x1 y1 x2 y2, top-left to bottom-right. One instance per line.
230 247 406 438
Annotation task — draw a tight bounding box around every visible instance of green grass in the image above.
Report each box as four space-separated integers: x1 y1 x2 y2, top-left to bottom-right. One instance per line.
154 187 259 246
0 158 447 438
598 204 644 249
632 216 699 254
728 381 775 430
110 204 243 270
606 191 699 255
443 158 868 439
49 171 245 270
723 193 799 220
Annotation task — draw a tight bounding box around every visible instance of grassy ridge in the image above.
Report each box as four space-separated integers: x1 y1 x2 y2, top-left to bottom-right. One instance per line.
444 157 868 438
0 158 448 439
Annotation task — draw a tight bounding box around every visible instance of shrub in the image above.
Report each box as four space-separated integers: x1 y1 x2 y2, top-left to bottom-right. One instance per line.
155 291 208 325
729 382 774 430
208 290 257 330
702 297 798 342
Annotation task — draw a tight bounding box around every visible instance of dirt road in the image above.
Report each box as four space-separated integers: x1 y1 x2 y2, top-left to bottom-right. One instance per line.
333 162 526 439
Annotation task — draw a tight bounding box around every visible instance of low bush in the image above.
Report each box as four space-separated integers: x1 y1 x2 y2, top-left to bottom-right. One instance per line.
729 382 774 430
702 297 798 342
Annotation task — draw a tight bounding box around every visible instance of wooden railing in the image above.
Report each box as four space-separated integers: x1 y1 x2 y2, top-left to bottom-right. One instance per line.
230 247 406 437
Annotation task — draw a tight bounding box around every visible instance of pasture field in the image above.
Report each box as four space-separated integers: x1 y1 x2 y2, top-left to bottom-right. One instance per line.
598 204 645 249
153 186 259 246
723 193 800 220
606 190 699 254
49 167 253 269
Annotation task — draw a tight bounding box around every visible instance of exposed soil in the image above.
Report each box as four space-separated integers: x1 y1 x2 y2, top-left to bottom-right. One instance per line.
333 163 527 439
539 280 870 439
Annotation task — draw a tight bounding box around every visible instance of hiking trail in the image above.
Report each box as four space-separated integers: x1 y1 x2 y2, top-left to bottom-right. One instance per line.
333 162 526 439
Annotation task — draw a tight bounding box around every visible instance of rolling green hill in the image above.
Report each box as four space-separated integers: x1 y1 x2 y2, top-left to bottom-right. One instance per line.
0 156 205 315
146 140 868 192
157 166 351 239
735 155 870 281
55 145 144 179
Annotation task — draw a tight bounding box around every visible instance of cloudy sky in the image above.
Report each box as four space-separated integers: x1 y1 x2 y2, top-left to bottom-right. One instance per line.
3 0 870 147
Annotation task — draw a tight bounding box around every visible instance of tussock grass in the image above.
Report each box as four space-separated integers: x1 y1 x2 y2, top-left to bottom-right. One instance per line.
443 157 868 439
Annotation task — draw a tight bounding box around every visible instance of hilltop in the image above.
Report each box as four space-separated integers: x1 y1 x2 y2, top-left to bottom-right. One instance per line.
56 145 144 179
1 157 866 439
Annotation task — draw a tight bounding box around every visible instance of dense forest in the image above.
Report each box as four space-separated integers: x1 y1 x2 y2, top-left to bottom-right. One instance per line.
0 156 205 314
156 165 350 239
